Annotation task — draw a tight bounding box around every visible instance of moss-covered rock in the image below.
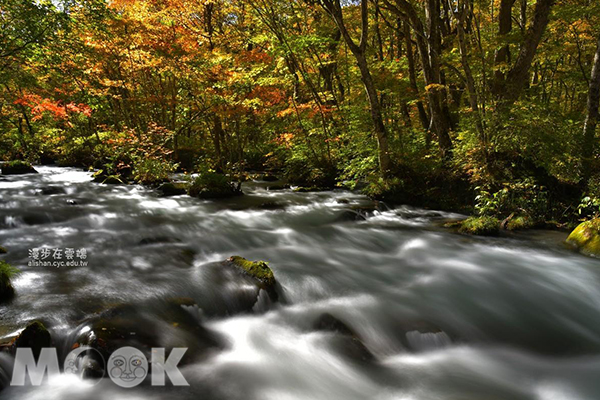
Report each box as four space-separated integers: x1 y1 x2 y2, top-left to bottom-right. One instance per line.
227 256 275 287
455 216 500 236
0 246 7 254
567 218 600 257
0 261 18 302
14 321 52 359
188 173 242 199
1 160 38 175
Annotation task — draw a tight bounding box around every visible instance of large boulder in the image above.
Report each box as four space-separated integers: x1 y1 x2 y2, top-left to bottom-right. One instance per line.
567 218 600 257
67 302 223 379
13 321 52 359
185 256 282 316
1 161 38 175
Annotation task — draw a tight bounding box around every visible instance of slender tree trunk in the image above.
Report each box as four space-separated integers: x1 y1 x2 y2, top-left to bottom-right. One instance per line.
403 22 429 131
456 3 485 143
582 33 600 182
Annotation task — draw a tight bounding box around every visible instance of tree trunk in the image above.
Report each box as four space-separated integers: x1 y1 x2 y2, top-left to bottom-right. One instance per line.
318 0 392 175
403 22 429 131
499 0 555 107
492 0 515 96
457 3 485 143
582 33 600 182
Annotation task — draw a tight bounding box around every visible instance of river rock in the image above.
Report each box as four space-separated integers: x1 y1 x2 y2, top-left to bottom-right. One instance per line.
188 173 243 199
1 161 38 175
68 302 223 377
567 218 600 257
13 321 52 359
313 313 375 362
188 257 282 316
157 182 187 197
37 186 66 195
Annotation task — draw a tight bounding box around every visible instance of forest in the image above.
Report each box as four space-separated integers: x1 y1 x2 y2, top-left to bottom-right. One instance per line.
2 0 600 230
4 1 600 398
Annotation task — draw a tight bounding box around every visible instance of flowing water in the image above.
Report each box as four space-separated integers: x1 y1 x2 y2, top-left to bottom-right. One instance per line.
1 166 600 400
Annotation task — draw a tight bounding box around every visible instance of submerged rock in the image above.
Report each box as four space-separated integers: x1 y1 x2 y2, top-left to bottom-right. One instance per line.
37 186 66 195
567 218 600 257
1 161 38 175
336 210 367 222
395 320 452 352
313 313 375 362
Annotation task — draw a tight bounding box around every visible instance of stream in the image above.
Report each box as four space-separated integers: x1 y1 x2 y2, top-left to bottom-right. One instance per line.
1 166 600 399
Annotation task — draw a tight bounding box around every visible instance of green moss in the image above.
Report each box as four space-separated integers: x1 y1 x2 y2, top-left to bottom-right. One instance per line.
506 215 535 231
188 173 242 199
228 256 275 286
567 219 600 257
2 160 37 175
0 261 19 302
457 216 500 236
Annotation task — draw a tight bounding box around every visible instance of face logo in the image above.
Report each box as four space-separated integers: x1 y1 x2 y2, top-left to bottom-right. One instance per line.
63 346 105 385
107 347 148 388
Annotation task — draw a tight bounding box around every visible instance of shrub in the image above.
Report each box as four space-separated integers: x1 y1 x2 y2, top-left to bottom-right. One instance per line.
132 158 177 185
188 171 242 199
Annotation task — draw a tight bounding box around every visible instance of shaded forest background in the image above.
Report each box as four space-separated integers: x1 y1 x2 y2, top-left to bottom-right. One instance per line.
2 0 600 226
